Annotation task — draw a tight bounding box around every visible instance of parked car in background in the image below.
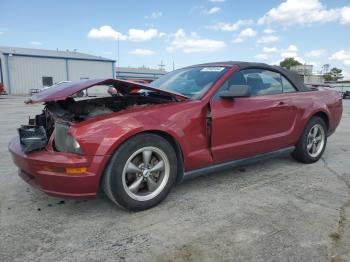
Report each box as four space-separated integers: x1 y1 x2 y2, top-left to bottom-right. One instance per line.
9 62 343 211
307 83 350 99
40 81 86 97
39 81 71 93
130 79 152 84
129 79 153 94
305 83 333 89
0 83 6 95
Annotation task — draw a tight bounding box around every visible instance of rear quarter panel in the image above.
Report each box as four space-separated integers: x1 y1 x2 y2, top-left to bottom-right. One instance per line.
287 89 342 144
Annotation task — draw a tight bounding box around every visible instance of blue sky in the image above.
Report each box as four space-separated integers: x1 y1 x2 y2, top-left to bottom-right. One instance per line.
1 0 350 77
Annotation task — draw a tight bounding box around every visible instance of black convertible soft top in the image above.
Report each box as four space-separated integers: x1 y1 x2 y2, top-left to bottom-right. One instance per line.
192 61 309 92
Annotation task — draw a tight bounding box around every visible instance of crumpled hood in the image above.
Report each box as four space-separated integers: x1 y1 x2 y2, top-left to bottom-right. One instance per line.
25 78 188 104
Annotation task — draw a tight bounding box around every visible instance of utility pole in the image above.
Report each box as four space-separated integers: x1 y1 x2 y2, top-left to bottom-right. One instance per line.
158 60 165 71
172 61 175 71
116 34 120 77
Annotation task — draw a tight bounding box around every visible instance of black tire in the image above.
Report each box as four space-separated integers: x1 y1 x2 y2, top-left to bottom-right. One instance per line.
292 116 327 163
102 133 178 211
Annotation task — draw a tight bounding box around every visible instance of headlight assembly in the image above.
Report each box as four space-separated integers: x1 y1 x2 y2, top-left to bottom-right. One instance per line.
54 122 83 155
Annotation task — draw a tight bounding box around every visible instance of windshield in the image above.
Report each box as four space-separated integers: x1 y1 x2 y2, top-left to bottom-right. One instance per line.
149 66 228 99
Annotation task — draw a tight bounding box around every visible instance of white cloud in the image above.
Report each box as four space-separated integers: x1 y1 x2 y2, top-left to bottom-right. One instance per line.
87 26 160 42
258 0 350 26
281 52 298 58
129 49 155 56
209 0 225 2
145 11 162 19
207 19 253 31
128 28 159 41
255 54 269 60
203 7 221 14
87 25 127 40
306 49 326 57
281 45 298 58
287 44 298 52
30 41 42 46
263 28 275 34
167 29 226 53
278 45 305 64
308 61 318 67
257 35 279 44
329 50 350 66
151 11 162 19
233 28 257 43
263 46 278 53
340 6 350 24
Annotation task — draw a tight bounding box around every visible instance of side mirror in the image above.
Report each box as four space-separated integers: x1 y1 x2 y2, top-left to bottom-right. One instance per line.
219 85 251 99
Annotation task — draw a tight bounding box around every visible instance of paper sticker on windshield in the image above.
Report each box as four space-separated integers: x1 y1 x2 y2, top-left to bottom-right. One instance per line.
200 67 225 72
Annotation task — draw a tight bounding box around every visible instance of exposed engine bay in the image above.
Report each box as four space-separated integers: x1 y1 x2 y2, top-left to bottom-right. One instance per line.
19 92 175 153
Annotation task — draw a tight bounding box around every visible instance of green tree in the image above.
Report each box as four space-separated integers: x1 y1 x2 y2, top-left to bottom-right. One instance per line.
279 58 302 69
323 67 343 81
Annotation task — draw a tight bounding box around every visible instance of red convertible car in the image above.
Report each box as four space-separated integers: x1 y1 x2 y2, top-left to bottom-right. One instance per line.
9 62 343 210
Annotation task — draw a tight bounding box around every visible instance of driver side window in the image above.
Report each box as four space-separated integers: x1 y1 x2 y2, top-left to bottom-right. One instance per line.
215 68 285 98
213 71 247 99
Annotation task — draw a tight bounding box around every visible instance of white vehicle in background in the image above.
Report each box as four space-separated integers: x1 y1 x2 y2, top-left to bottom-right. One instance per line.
325 81 350 99
39 81 86 97
39 81 70 92
306 82 350 99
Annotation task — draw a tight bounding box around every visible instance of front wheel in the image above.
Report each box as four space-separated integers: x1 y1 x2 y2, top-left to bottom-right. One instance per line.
292 116 327 163
103 133 178 211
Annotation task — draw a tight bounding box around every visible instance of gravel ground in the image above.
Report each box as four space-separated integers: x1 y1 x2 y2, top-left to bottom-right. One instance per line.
1 96 349 262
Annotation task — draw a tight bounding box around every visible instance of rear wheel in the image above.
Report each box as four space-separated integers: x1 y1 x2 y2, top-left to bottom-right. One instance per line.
292 117 327 163
103 133 177 211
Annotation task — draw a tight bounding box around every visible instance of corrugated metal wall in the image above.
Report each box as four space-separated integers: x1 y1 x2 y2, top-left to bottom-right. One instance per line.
68 60 112 80
8 56 66 95
4 56 113 95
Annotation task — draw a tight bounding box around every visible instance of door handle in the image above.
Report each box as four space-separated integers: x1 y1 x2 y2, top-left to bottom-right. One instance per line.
277 101 285 106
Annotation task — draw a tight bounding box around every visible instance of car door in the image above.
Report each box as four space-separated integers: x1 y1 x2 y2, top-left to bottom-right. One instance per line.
210 69 298 163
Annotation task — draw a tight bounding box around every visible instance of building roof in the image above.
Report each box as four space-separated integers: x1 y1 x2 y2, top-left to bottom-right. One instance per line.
116 67 166 80
0 46 114 62
116 67 166 75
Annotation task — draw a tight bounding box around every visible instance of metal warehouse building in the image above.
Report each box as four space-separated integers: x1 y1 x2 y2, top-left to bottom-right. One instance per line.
0 46 115 95
116 67 166 81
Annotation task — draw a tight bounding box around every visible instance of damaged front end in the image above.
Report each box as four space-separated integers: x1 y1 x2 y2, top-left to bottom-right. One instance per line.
18 125 47 154
18 79 187 154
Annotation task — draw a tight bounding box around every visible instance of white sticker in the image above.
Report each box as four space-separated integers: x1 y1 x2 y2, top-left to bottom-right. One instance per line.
200 67 225 72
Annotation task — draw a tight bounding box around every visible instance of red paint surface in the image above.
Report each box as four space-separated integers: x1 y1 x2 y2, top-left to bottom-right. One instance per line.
9 65 343 198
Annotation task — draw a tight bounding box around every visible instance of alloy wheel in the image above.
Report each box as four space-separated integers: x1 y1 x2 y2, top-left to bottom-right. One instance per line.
122 146 170 201
306 124 325 158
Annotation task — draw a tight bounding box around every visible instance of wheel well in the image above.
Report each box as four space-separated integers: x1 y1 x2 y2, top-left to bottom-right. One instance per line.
100 130 185 188
313 112 329 131
142 130 185 184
